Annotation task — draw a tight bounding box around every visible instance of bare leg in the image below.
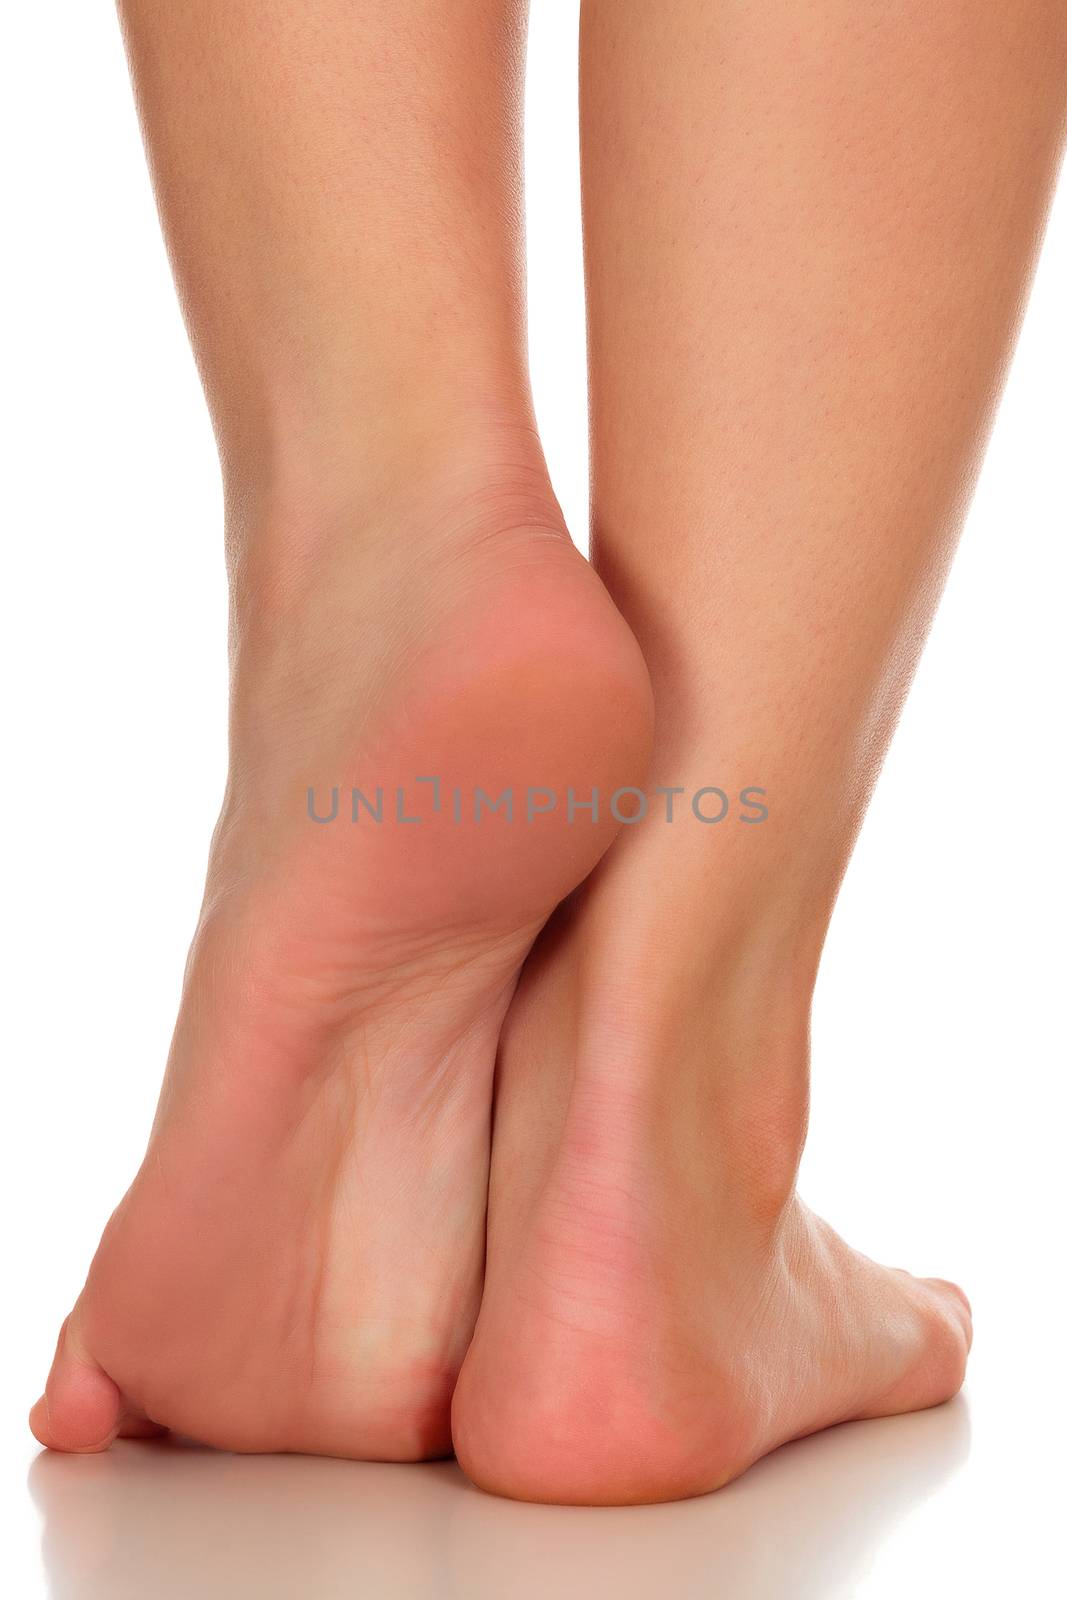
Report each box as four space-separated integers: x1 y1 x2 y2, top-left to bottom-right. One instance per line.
454 0 1066 1501
30 1 651 1459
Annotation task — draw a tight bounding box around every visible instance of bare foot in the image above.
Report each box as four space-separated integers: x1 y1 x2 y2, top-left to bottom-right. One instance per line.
453 854 972 1505
31 442 653 1460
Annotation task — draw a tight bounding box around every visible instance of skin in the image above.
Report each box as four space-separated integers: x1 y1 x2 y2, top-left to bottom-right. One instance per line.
451 0 1067 1502
32 0 1065 1503
30 0 652 1458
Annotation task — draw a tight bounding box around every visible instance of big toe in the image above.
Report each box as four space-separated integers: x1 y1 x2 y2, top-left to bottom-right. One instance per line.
923 1276 973 1341
856 1271 972 1426
30 1319 123 1454
898 1275 972 1416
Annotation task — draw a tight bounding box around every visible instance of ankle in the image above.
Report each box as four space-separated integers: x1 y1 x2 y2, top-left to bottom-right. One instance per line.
564 899 818 1225
223 413 567 617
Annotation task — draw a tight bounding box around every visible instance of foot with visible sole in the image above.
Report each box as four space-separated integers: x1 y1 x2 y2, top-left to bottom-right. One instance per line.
31 444 653 1460
452 849 972 1505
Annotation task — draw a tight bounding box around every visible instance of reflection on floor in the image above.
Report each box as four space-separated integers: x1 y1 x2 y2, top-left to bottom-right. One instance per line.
30 1399 969 1600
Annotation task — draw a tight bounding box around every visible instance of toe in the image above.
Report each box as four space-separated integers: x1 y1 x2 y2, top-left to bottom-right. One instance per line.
30 1318 124 1454
859 1271 972 1423
116 1415 167 1440
922 1276 974 1353
904 1277 972 1410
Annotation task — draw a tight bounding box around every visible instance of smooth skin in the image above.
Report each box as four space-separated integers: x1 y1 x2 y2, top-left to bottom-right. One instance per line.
33 0 1066 1502
30 0 652 1458
452 0 1067 1502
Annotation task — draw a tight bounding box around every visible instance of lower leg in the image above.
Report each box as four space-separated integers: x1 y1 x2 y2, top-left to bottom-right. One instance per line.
32 0 651 1459
455 0 1067 1501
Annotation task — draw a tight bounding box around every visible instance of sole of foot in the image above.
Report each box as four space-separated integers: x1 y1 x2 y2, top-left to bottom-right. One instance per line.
31 450 654 1461
452 908 972 1505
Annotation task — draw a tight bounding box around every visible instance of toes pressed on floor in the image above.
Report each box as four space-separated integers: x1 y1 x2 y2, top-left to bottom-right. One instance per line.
30 1318 136 1454
30 1368 123 1454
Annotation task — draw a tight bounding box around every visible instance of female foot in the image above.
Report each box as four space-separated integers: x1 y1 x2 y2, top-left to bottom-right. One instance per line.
452 834 972 1504
31 445 652 1460
453 0 1064 1511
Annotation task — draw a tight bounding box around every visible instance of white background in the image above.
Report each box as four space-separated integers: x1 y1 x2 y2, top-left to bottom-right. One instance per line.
3 4 1064 1596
